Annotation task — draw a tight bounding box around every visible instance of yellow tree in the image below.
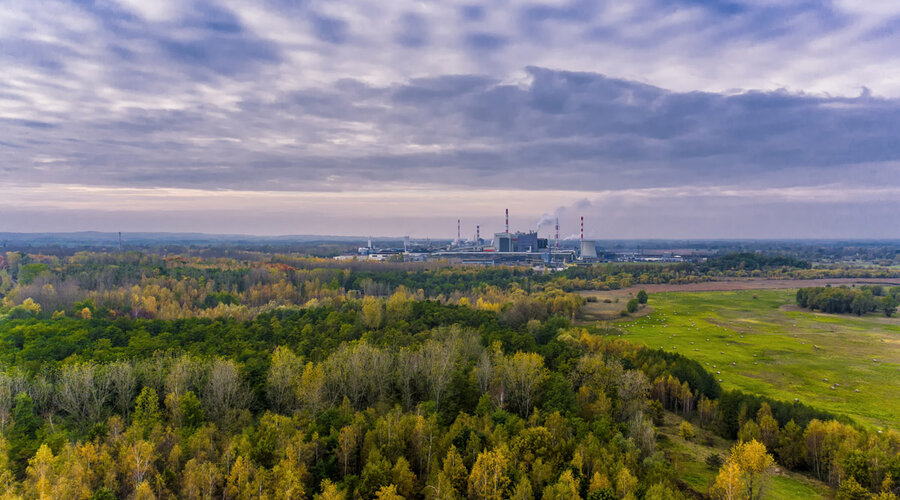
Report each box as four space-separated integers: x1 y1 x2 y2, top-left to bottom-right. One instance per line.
25 444 56 500
361 296 384 329
712 461 745 500
271 455 308 500
730 440 774 500
298 362 326 416
542 470 580 500
615 467 638 500
336 425 359 476
374 484 405 500
314 479 345 500
225 455 256 500
468 449 510 500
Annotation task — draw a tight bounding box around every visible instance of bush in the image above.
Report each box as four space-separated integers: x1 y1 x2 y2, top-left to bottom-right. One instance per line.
705 453 723 469
679 421 695 440
626 298 639 314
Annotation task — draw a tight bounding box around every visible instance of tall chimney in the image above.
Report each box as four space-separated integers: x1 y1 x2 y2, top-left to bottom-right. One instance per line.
457 219 461 246
555 217 559 250
505 209 509 234
580 216 584 240
476 225 480 247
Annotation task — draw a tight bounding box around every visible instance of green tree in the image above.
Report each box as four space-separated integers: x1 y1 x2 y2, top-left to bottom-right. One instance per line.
637 290 648 304
133 387 161 433
626 299 639 314
881 295 899 317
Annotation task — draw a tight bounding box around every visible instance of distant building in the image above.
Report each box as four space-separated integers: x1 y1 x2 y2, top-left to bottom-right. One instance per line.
580 240 597 259
493 231 549 252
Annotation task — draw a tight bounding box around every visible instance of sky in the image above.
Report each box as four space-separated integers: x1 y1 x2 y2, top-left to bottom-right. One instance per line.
1 0 899 239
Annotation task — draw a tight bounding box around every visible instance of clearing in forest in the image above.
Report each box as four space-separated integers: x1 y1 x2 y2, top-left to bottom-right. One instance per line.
609 289 900 429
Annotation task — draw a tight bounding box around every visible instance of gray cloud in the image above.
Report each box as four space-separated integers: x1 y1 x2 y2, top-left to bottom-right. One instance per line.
1 0 900 236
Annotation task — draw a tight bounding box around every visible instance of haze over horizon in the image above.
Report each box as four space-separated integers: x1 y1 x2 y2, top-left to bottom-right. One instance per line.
2 1 899 238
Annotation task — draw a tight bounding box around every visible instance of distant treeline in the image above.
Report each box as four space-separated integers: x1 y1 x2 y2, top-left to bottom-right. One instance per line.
796 285 900 316
699 252 811 271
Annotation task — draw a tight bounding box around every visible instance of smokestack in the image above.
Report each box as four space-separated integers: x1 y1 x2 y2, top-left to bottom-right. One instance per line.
580 216 583 240
555 217 559 250
505 209 509 234
476 225 480 247
457 219 461 246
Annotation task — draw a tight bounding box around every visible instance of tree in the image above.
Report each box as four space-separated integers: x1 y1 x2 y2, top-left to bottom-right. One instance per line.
732 440 774 499
391 457 416 499
881 295 899 317
502 352 547 417
775 420 805 469
421 338 458 411
298 362 326 416
755 404 779 451
226 456 257 500
542 470 580 500
712 461 744 500
615 468 637 500
837 477 870 500
511 476 534 500
468 449 510 500
133 387 161 433
637 290 648 304
361 296 384 329
108 360 137 418
315 479 345 500
716 440 774 500
360 451 393 499
626 299 639 314
437 445 467 496
202 358 250 421
374 485 404 500
25 444 55 500
55 362 110 425
267 346 302 414
679 421 695 440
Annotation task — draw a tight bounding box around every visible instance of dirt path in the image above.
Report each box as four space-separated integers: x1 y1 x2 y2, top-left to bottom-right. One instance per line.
578 277 900 297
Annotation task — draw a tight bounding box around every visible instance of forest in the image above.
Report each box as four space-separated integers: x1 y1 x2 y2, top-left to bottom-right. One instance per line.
0 251 898 499
796 286 900 317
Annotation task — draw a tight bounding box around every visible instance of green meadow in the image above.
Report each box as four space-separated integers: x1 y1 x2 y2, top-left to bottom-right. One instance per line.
614 289 900 429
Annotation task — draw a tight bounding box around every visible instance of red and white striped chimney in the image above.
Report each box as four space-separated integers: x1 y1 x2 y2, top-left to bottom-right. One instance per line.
505 209 509 234
555 217 559 250
580 216 584 240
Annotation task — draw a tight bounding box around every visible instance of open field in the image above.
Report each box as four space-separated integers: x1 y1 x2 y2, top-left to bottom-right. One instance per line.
578 277 900 322
607 289 900 429
657 411 829 499
583 277 900 295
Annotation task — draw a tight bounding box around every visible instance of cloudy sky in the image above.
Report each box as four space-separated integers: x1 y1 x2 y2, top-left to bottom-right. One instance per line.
2 0 899 238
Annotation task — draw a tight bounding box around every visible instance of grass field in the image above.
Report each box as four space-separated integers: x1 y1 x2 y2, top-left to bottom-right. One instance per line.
610 289 900 429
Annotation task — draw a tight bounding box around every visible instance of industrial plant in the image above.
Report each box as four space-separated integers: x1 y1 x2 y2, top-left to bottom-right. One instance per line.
338 209 602 268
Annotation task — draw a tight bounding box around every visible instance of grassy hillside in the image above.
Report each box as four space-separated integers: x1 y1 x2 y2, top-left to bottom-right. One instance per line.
615 289 900 429
656 412 829 499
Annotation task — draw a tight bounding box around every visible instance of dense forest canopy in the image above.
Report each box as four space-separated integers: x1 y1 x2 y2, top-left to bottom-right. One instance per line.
0 250 897 499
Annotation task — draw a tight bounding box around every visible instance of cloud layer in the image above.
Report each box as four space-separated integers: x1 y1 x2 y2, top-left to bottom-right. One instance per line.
1 0 899 237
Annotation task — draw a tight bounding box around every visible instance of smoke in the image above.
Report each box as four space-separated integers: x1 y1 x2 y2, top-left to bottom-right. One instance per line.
535 213 556 232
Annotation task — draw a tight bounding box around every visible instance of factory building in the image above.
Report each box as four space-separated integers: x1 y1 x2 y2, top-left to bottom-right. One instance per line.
493 231 549 252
